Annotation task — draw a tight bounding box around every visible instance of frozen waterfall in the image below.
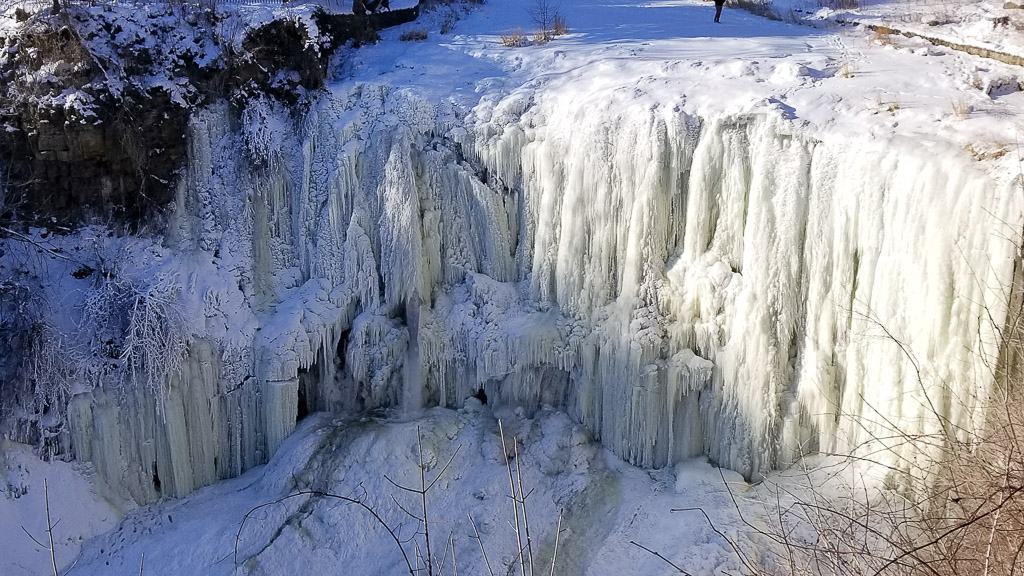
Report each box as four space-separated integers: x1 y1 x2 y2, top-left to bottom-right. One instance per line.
60 84 1022 502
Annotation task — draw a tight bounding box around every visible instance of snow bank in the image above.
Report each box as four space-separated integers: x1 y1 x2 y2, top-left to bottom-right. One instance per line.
0 439 123 575
66 407 762 576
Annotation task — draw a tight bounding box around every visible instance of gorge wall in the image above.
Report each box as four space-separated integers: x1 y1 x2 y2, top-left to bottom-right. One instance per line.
0 2 417 223
7 78 1015 503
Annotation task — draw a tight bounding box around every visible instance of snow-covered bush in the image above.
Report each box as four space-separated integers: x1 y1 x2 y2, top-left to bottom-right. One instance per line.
0 278 42 412
25 323 82 422
241 96 289 168
5 257 188 433
0 275 83 454
80 269 189 408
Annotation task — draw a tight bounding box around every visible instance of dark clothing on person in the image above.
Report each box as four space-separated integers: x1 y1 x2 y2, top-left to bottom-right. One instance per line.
473 387 488 405
353 0 389 15
714 0 725 22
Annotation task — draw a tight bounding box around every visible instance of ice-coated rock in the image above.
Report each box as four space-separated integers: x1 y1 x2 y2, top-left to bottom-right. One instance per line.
34 79 1023 501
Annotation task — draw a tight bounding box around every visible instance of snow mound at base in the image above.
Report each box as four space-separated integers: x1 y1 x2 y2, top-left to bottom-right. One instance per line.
1 440 124 575
68 406 763 576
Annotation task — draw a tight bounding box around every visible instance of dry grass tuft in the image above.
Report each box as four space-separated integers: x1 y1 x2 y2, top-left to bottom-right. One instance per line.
501 28 527 47
965 143 1010 161
399 28 429 41
552 14 568 36
951 98 972 118
872 27 900 46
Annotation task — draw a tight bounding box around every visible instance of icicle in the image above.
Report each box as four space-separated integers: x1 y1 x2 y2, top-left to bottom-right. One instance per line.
56 81 1022 502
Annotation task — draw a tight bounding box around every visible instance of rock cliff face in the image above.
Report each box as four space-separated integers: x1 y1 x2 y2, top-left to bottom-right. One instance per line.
3 91 188 221
0 3 418 223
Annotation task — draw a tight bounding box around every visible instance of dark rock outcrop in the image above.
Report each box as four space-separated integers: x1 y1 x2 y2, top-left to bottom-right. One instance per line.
0 2 419 227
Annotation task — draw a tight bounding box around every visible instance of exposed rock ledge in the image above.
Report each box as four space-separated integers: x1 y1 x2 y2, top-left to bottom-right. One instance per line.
0 2 419 225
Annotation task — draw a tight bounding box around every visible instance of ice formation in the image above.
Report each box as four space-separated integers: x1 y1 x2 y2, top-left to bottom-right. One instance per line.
46 80 1022 502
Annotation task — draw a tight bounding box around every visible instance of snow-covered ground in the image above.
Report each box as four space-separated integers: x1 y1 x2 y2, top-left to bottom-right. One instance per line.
755 0 1024 59
63 405 776 576
1 0 419 21
0 440 125 575
3 0 1023 573
358 0 1022 147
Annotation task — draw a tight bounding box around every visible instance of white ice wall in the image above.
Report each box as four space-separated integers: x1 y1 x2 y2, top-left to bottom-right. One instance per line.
463 92 1019 476
61 82 1023 501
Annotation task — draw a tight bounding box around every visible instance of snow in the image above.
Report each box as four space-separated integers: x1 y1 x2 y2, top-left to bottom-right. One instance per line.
1 0 420 24
756 0 1024 59
0 0 419 120
0 440 125 575
196 0 1019 479
63 406 774 576
2 0 1024 571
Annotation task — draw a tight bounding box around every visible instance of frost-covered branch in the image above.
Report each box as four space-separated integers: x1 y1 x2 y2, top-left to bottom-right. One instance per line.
234 489 417 576
19 479 64 576
701 296 1024 576
80 270 189 408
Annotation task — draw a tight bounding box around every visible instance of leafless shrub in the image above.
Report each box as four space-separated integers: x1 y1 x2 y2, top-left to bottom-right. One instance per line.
552 13 568 36
470 420 565 576
528 0 562 43
237 426 461 576
20 478 61 576
965 143 1009 161
237 420 565 576
238 489 417 575
629 540 693 574
384 426 463 576
439 7 457 34
622 212 1024 576
744 383 1024 576
874 95 900 114
662 291 1024 576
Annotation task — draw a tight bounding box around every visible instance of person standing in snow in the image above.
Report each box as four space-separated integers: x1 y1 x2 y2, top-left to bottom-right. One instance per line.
713 0 726 22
